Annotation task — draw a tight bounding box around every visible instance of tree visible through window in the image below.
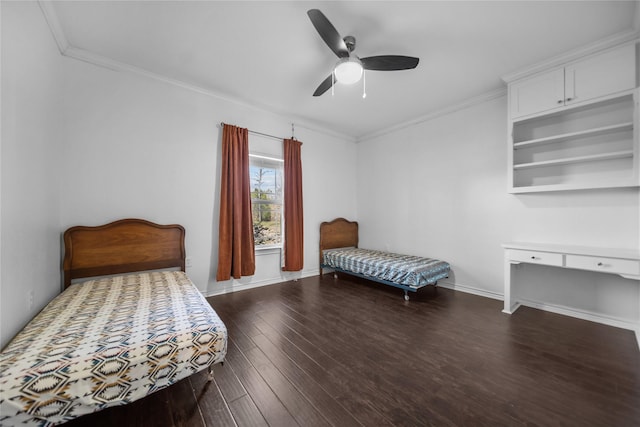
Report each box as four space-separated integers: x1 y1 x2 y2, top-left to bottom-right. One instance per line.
249 154 283 246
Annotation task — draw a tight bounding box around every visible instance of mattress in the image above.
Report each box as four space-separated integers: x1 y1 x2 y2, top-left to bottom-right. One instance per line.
323 247 450 288
0 271 227 426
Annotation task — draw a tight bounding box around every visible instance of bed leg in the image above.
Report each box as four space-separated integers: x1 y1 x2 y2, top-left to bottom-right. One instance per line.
404 290 410 301
333 272 338 279
207 366 215 382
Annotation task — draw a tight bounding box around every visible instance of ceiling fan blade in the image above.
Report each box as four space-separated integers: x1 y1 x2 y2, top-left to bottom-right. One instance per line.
307 9 349 58
361 55 420 71
313 74 334 97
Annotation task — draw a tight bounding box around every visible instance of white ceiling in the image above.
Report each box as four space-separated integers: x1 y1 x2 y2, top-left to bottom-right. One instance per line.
46 1 639 140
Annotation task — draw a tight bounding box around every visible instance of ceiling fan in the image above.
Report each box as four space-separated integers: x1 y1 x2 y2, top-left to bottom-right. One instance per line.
307 9 419 97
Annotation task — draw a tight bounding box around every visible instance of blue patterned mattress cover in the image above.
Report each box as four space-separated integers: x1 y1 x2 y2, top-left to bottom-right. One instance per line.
322 247 450 288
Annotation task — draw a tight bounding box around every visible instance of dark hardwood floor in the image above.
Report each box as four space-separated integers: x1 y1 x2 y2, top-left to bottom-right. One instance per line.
66 274 640 427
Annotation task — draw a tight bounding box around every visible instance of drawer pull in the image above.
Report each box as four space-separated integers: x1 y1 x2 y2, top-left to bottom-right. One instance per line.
509 250 563 266
565 254 639 275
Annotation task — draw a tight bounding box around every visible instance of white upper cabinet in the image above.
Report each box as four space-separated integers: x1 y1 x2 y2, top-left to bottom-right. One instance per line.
506 42 639 193
565 44 636 107
510 44 636 120
510 69 565 118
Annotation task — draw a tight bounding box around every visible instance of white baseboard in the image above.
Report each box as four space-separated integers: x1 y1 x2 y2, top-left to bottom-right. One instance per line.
204 272 640 350
436 281 640 350
438 279 503 301
516 296 640 334
431 280 640 350
205 269 320 297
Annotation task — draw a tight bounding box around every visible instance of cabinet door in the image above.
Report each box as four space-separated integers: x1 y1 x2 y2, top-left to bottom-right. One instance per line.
510 68 565 119
565 44 636 106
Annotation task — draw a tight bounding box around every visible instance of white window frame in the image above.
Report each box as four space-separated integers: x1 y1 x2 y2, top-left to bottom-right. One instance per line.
249 153 284 249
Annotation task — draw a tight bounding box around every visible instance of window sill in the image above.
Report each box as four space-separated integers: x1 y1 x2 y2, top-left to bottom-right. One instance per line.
255 246 282 256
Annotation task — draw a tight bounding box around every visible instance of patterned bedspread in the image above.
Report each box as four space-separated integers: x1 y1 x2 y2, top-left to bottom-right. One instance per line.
0 271 227 426
323 247 450 288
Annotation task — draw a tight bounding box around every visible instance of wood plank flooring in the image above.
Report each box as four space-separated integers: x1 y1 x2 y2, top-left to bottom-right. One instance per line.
66 274 640 426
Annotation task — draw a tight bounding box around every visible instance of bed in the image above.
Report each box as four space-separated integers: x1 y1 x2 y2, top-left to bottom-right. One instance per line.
319 218 450 300
0 219 227 426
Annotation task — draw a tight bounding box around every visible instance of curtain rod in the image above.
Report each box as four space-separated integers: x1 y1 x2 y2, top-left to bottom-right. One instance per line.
220 122 301 144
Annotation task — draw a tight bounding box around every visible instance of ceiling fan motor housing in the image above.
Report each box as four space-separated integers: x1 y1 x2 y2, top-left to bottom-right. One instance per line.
344 35 356 53
307 9 419 96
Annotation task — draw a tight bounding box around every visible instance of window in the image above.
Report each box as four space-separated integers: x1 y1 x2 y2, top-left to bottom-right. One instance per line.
249 153 283 247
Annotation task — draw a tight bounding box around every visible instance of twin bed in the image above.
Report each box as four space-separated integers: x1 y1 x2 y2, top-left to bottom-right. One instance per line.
0 219 227 426
319 218 450 300
0 217 447 425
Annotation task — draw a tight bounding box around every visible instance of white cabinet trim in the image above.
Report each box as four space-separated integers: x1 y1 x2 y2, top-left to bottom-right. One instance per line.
501 33 639 83
502 242 640 349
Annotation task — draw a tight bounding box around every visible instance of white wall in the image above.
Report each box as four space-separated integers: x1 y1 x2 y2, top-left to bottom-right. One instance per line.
0 2 357 348
357 96 640 327
3 1 637 350
56 37 357 296
1 2 65 347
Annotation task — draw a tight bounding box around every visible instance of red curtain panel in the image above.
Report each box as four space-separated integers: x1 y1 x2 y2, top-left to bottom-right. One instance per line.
282 138 304 271
216 124 255 281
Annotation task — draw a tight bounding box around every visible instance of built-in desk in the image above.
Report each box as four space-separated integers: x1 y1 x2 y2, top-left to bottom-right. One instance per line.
502 242 640 322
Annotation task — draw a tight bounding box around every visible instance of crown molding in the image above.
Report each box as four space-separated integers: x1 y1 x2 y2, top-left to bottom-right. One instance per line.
357 87 507 143
36 1 638 144
38 0 69 54
501 28 640 83
64 45 357 143
36 2 357 144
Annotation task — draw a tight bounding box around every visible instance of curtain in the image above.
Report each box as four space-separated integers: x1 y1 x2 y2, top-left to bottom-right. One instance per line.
216 124 255 281
282 138 304 271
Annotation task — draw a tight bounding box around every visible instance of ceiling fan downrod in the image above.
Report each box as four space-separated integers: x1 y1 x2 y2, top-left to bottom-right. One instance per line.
343 35 356 53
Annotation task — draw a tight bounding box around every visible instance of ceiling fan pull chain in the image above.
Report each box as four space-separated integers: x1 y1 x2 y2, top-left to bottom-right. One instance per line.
362 70 367 99
308 9 419 97
332 71 335 97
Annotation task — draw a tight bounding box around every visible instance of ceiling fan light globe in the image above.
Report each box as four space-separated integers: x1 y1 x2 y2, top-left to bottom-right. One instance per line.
334 58 363 84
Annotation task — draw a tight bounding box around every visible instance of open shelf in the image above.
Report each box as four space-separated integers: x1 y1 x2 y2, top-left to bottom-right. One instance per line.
513 150 634 170
508 88 639 193
513 122 633 149
511 180 639 193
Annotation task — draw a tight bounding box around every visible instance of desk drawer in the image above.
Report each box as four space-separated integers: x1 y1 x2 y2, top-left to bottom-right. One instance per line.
565 255 640 276
509 249 563 266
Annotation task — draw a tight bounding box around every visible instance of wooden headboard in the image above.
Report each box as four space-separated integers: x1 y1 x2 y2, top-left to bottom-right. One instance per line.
319 218 358 275
63 218 186 289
